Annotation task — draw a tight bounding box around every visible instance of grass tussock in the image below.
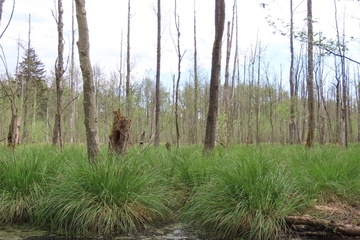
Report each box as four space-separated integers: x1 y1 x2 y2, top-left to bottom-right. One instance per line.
34 154 176 236
1 144 360 239
180 148 307 240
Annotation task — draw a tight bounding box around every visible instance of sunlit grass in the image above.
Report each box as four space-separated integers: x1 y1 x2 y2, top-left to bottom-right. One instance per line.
1 143 360 238
180 147 308 239
34 153 176 236
0 145 61 223
289 145 360 204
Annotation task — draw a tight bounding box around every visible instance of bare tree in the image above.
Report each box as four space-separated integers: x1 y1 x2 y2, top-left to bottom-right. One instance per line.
305 0 315 148
192 0 198 144
69 0 76 143
204 0 225 151
0 0 5 23
357 66 360 143
75 0 100 162
52 0 64 148
289 0 297 144
125 0 131 116
0 0 20 149
173 0 185 149
154 0 161 147
333 0 348 147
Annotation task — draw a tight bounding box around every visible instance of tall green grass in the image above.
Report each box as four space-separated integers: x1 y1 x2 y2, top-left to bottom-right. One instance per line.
1 144 360 239
180 146 307 240
34 153 176 236
0 145 62 223
289 145 360 203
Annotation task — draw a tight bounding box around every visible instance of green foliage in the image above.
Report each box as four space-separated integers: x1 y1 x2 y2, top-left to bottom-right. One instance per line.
0 145 61 223
33 150 176 236
180 146 307 240
289 145 360 203
1 144 360 238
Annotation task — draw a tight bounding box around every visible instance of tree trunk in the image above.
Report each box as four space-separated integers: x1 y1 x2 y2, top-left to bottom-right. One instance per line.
154 0 161 147
22 14 31 144
174 0 184 149
109 109 131 155
52 0 64 148
75 0 100 162
192 0 198 145
0 0 5 23
204 0 225 151
126 0 131 116
305 0 315 148
69 0 76 143
357 75 360 143
289 0 297 144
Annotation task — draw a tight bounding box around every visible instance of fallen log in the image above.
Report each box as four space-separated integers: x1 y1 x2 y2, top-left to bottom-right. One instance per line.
286 215 360 236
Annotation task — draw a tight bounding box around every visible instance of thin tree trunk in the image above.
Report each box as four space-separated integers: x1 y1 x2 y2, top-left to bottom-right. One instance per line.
192 0 198 145
0 0 5 23
22 15 32 143
75 0 100 162
69 0 76 143
289 0 297 144
305 0 315 148
154 0 161 147
52 0 64 148
357 73 360 143
126 0 131 116
204 0 225 151
173 0 185 149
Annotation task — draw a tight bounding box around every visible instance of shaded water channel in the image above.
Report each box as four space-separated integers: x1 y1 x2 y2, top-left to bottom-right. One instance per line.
0 224 343 240
0 223 203 240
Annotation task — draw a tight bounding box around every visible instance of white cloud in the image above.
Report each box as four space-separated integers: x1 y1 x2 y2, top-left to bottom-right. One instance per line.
1 0 360 87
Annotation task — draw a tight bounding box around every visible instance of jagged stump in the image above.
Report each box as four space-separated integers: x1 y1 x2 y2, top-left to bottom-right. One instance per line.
108 109 131 155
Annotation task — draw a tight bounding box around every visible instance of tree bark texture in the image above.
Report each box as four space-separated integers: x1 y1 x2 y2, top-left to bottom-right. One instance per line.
204 0 225 151
126 0 131 116
0 0 5 23
52 0 64 148
174 0 184 149
154 0 161 147
109 109 131 155
75 0 100 162
69 0 76 143
192 0 198 145
289 0 297 144
305 0 315 148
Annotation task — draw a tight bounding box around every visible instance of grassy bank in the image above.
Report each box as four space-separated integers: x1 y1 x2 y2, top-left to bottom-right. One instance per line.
0 144 359 239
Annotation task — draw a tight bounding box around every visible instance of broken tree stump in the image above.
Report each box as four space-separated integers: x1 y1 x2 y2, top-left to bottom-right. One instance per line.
8 115 21 148
139 130 146 146
108 109 131 155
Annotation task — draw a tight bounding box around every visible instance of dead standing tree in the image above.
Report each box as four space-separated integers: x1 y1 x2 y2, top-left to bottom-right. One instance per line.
52 0 65 148
75 0 100 162
108 109 131 155
0 0 20 149
305 0 315 148
173 0 186 149
203 0 225 152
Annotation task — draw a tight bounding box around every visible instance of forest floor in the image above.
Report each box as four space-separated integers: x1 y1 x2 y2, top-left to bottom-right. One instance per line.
2 204 360 240
287 200 360 239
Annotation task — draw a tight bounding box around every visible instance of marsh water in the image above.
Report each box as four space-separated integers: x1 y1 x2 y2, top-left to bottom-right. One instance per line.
0 223 204 240
0 224 339 240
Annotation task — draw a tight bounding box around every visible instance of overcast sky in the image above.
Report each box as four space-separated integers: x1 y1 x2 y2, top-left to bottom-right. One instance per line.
1 0 360 87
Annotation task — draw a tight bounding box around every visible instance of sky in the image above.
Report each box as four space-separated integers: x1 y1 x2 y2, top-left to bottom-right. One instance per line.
1 0 360 88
